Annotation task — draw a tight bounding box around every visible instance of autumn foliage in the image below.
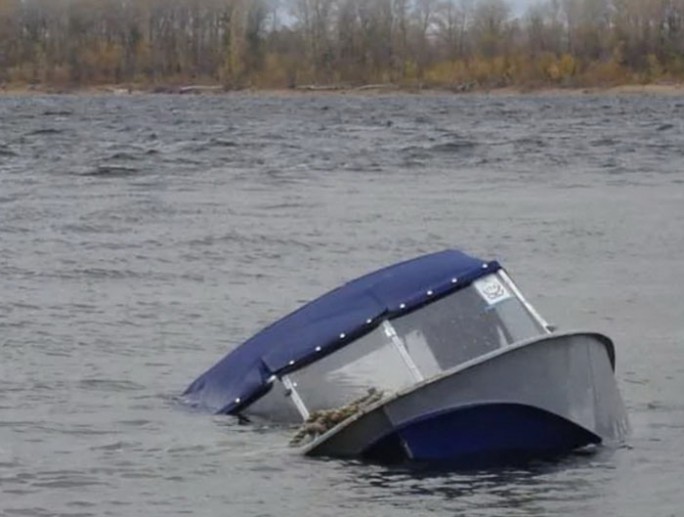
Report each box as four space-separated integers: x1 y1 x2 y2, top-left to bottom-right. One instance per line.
1 0 683 91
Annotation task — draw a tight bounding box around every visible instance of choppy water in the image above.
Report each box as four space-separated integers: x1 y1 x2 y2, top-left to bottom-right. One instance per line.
1 92 683 517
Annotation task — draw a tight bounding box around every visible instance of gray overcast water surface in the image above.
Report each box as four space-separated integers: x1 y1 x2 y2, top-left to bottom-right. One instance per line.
1 92 683 517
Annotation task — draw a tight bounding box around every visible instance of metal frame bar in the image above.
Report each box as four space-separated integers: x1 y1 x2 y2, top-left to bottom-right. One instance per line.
281 375 310 421
382 320 424 382
497 269 552 333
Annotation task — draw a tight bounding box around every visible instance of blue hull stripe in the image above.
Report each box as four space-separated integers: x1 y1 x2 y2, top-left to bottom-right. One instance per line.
362 403 601 465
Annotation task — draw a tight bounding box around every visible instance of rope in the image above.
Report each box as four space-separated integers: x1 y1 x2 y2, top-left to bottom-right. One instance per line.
289 387 384 446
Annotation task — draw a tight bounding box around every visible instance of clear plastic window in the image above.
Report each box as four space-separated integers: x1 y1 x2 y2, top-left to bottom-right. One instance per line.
391 273 545 377
289 326 416 412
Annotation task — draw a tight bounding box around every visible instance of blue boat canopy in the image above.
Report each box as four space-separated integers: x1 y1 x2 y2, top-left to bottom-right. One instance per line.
183 249 501 414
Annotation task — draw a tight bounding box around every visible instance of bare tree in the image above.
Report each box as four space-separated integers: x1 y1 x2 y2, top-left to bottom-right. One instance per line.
1 0 683 90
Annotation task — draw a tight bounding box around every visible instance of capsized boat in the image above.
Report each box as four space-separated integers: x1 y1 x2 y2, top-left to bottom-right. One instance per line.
183 250 629 465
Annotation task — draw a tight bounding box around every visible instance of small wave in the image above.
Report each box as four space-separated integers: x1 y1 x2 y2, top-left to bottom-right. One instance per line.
42 109 73 116
25 128 62 136
78 379 145 391
657 123 674 131
106 152 140 161
185 138 239 153
89 440 138 451
32 474 105 489
81 165 140 177
429 140 477 153
209 138 238 148
0 146 17 157
591 137 617 146
401 157 428 168
514 136 547 147
164 155 202 166
401 145 430 156
60 222 120 234
185 231 315 252
65 267 144 279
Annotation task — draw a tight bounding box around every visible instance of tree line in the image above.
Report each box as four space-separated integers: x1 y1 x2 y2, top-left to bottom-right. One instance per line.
1 0 683 91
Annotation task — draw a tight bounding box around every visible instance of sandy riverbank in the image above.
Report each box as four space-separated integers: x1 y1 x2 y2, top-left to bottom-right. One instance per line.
2 82 684 97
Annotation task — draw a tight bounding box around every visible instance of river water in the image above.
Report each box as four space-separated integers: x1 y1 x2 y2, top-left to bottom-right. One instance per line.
1 92 683 516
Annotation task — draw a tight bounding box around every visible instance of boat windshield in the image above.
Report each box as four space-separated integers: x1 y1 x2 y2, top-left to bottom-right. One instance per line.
390 272 547 378
288 325 418 414
288 272 546 416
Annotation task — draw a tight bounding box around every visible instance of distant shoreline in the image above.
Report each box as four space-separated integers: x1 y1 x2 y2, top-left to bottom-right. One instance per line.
3 82 684 97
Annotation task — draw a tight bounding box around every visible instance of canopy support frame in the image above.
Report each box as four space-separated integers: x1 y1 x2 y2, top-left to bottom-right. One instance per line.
498 270 552 333
382 320 424 382
282 375 310 421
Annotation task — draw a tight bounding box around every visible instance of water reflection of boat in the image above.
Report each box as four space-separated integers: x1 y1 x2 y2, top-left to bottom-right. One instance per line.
183 250 629 466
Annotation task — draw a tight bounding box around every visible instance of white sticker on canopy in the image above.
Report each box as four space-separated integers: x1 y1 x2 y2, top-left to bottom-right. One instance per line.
473 275 512 306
